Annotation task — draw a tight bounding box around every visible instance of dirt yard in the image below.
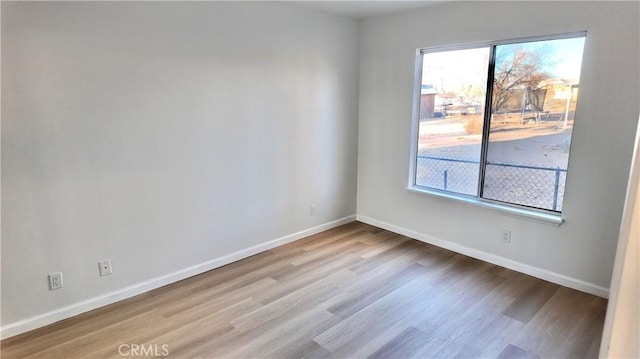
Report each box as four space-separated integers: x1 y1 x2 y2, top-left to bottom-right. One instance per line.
418 113 573 168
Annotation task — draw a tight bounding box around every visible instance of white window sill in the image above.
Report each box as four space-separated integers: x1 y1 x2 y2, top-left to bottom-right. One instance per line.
407 186 564 226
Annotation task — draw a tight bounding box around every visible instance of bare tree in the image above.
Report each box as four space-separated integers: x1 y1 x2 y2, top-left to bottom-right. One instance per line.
492 47 551 113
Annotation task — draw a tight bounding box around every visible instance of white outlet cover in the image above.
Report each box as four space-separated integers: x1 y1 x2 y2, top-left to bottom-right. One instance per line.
98 260 112 276
48 272 63 290
502 230 512 243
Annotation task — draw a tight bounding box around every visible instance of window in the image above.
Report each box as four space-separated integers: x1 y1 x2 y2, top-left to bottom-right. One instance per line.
410 34 586 215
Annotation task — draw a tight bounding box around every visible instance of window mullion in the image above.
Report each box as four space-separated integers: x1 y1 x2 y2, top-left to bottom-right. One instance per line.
477 45 497 199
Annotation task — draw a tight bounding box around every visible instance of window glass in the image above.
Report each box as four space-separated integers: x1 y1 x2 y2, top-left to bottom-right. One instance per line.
483 37 585 211
412 34 586 213
416 47 490 196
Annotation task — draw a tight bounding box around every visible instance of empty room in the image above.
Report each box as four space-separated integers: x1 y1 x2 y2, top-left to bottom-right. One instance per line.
1 1 639 358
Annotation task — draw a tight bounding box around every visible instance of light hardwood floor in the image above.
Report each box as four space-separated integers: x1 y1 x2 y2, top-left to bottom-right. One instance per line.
1 222 607 358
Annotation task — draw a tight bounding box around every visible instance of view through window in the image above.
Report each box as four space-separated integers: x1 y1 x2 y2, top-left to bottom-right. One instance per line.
413 35 586 212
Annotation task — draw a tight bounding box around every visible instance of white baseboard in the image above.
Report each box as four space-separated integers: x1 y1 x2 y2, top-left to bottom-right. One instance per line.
0 215 356 340
356 214 609 299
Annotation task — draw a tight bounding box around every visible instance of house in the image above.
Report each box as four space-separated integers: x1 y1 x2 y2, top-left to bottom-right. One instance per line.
1 1 638 358
420 84 437 119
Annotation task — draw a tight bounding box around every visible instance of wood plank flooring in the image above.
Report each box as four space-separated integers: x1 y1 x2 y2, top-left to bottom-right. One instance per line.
0 222 608 358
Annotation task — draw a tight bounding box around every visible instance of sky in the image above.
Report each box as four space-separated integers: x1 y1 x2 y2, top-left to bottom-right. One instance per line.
422 47 490 94
517 36 586 80
422 36 586 93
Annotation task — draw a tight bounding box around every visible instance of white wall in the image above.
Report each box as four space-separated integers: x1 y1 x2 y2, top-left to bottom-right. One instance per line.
600 118 640 358
1 1 359 336
3 0 639 341
357 1 639 294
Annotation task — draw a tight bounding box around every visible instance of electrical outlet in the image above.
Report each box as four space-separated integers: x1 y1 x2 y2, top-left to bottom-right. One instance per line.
98 260 112 276
310 204 317 216
502 230 512 243
48 272 63 290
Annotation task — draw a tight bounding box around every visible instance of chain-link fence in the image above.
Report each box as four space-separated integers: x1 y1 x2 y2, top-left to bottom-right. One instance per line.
416 157 480 196
416 156 567 211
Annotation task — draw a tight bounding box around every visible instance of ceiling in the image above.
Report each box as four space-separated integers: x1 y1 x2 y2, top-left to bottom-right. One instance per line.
291 1 445 19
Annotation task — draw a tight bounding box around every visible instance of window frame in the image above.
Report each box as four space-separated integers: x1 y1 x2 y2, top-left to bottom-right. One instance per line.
408 32 587 225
